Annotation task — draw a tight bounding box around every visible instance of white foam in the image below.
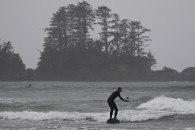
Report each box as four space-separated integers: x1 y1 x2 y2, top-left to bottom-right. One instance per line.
0 98 29 103
137 96 195 114
119 110 173 122
0 96 195 122
119 96 195 122
0 111 109 122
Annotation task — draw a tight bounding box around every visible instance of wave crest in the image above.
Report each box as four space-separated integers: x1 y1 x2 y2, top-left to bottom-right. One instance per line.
137 96 195 114
0 96 195 122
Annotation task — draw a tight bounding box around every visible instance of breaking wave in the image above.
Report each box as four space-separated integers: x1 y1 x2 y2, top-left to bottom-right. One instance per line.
0 96 195 122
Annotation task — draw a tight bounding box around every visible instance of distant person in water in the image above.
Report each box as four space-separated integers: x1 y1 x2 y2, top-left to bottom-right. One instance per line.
107 87 129 119
28 83 31 87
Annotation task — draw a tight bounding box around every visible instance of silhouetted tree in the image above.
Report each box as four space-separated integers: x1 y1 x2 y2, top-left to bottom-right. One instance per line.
45 7 69 53
146 50 156 70
119 19 131 55
74 1 95 48
119 20 151 57
132 21 151 57
96 6 113 55
110 13 121 56
0 40 25 77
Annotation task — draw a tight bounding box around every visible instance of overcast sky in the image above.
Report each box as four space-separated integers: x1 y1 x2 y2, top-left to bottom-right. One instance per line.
0 0 195 72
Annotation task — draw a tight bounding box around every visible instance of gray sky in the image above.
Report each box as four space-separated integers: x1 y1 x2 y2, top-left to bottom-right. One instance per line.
0 0 195 72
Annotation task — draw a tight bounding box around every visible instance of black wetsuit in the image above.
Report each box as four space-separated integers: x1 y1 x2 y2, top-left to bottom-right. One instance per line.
107 90 128 119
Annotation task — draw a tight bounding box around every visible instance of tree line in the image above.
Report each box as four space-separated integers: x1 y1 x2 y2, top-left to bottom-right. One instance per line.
36 1 156 80
1 1 194 81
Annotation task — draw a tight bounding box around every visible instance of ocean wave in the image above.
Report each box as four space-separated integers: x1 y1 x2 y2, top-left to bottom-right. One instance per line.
137 96 195 114
0 111 108 122
122 96 195 122
0 110 194 122
0 98 29 104
0 96 195 122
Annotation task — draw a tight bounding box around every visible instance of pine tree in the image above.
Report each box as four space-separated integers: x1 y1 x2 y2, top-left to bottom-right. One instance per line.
74 1 95 49
96 6 113 55
0 40 25 76
146 50 156 70
110 13 121 56
130 21 151 57
119 19 131 55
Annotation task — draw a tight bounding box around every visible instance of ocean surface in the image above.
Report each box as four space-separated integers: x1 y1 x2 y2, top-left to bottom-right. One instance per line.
0 81 195 130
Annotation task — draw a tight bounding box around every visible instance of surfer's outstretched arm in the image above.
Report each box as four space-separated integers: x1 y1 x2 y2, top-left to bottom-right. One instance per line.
119 94 129 102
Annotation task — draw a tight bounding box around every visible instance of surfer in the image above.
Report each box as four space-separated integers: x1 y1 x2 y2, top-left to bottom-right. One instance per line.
107 87 129 119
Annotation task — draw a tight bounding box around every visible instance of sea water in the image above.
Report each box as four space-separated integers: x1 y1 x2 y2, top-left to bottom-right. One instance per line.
0 81 195 130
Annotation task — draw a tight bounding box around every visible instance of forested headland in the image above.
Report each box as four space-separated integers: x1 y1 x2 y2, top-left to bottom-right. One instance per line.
0 1 195 81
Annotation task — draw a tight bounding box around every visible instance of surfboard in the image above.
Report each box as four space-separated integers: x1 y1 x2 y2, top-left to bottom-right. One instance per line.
106 118 120 124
